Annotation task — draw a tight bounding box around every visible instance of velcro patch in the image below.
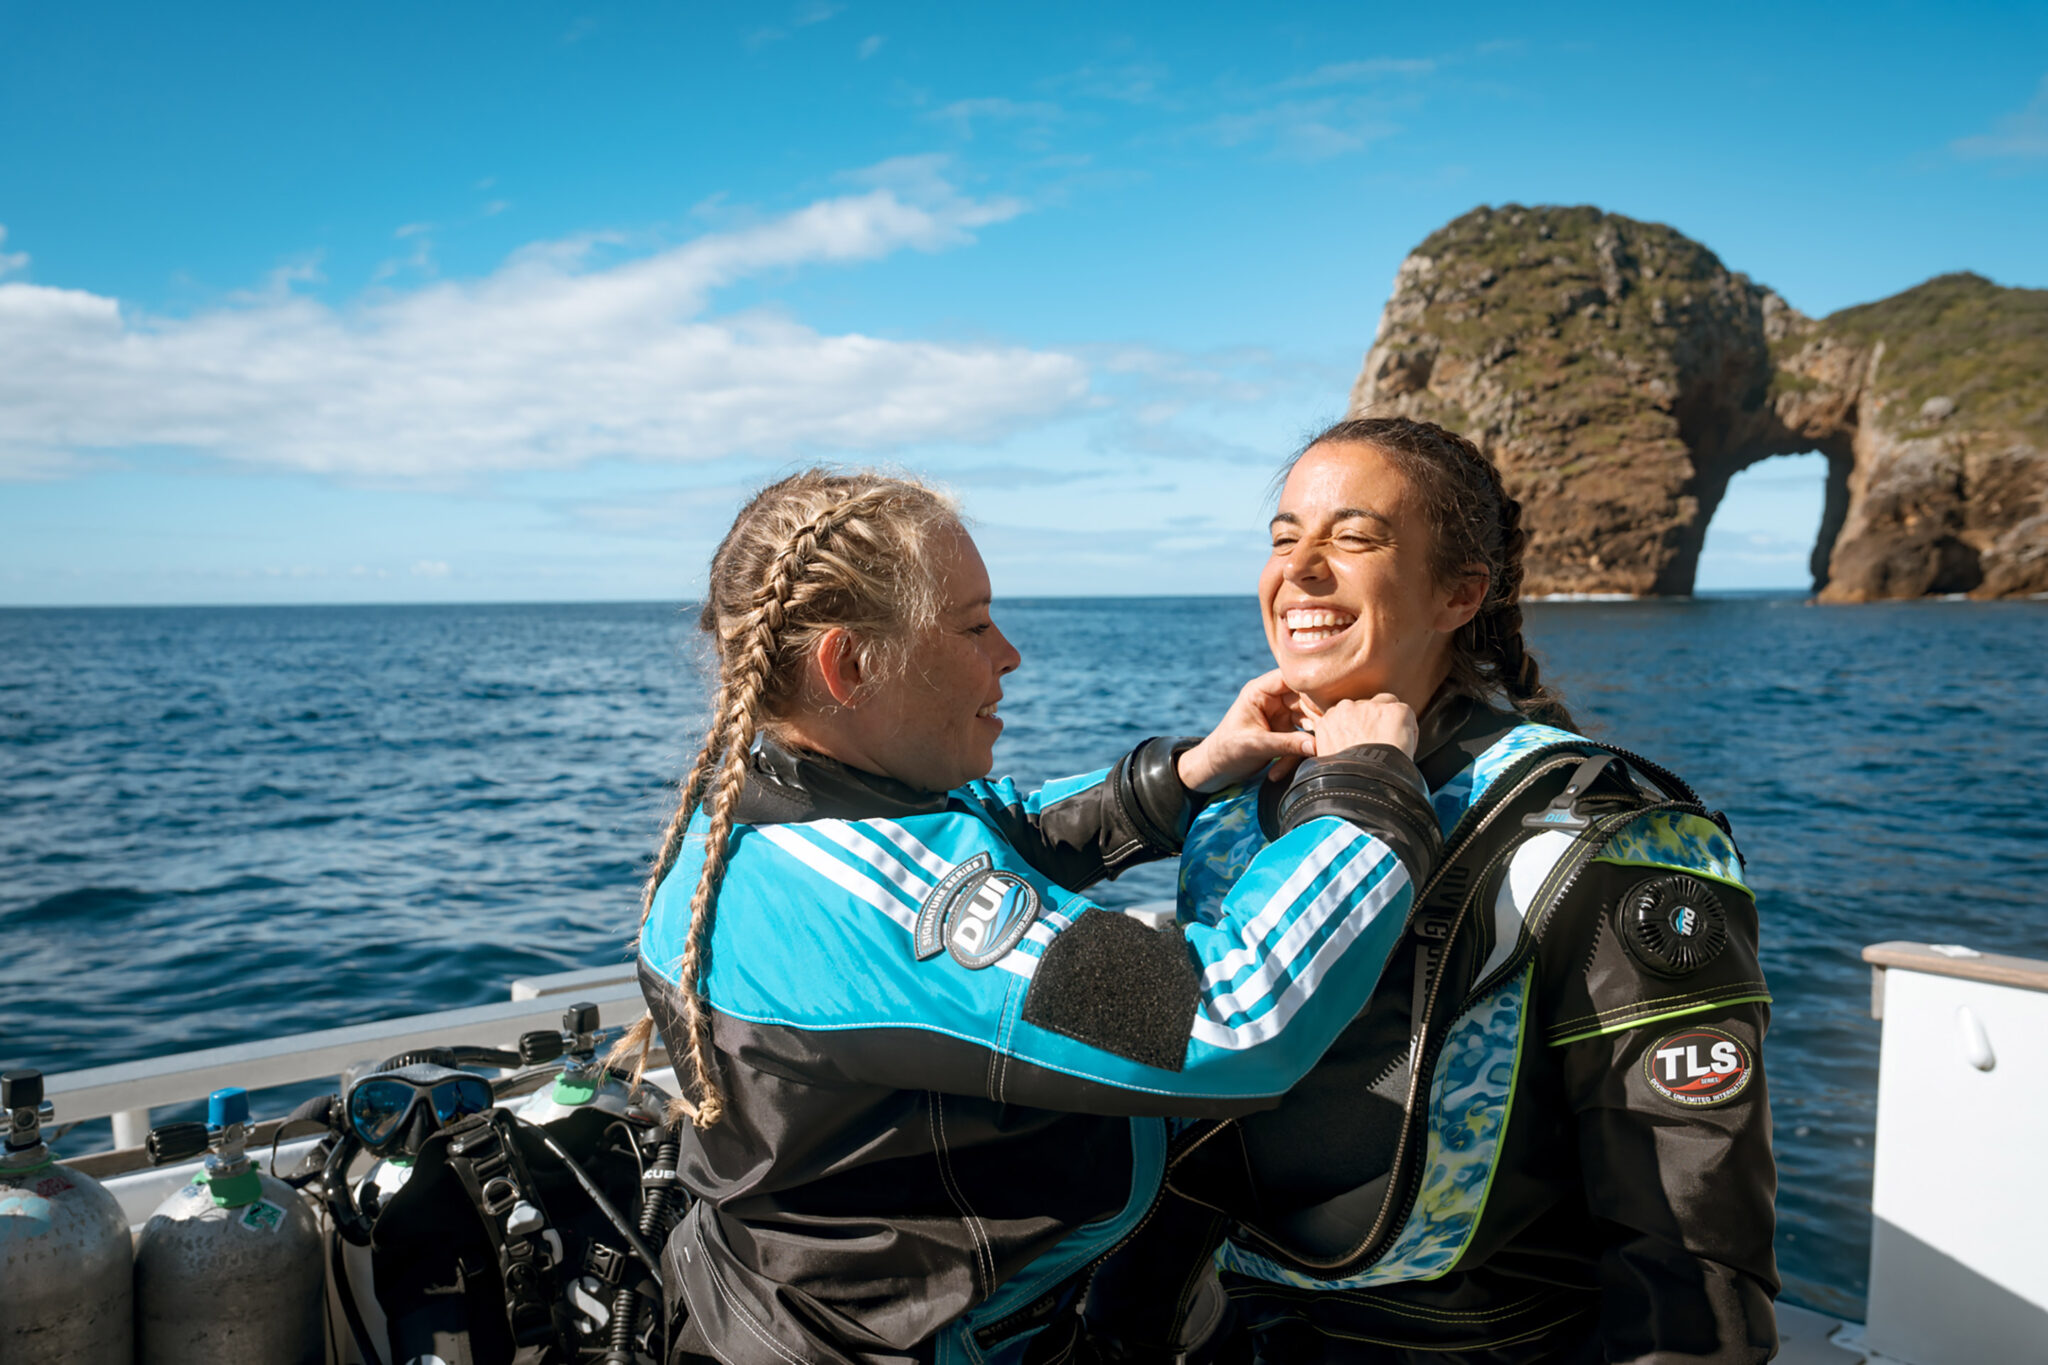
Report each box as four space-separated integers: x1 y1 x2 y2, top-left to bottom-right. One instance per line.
1644 1026 1753 1107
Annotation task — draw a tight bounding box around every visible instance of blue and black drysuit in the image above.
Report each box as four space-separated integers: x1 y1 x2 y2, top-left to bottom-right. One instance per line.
1084 696 1778 1364
635 734 1443 1365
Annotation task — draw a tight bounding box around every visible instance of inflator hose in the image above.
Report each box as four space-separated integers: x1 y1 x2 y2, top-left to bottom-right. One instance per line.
373 1045 523 1072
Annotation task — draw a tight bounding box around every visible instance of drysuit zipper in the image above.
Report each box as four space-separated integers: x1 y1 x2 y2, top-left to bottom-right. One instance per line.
1349 790 1714 1278
1170 743 1592 1273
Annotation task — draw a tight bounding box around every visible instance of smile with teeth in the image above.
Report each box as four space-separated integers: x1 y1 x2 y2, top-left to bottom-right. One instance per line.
1282 607 1356 644
976 701 1001 718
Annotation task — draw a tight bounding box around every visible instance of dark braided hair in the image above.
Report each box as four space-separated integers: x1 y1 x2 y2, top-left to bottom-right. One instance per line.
1283 416 1578 731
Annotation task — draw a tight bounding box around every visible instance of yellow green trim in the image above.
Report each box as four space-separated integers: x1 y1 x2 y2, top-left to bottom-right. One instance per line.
1420 964 1534 1281
1547 994 1773 1047
1591 855 1750 896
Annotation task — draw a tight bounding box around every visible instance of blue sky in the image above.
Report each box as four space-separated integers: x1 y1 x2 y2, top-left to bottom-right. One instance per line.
2 2 2042 604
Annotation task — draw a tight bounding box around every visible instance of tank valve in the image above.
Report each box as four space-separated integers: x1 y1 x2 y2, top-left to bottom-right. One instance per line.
203 1088 256 1182
146 1088 262 1204
147 1121 213 1166
519 1029 567 1065
564 1001 602 1059
1 1068 50 1165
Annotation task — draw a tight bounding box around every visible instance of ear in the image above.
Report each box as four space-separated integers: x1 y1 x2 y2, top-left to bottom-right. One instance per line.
810 627 865 707
1438 569 1489 633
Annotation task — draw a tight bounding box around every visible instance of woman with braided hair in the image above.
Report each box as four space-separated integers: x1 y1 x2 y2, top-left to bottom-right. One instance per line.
624 468 1454 1365
1085 418 1777 1363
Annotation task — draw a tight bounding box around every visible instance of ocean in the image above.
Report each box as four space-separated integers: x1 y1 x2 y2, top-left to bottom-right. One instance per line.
3 595 2045 1318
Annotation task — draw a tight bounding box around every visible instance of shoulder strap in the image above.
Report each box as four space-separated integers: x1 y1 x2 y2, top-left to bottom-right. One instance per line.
444 1110 575 1360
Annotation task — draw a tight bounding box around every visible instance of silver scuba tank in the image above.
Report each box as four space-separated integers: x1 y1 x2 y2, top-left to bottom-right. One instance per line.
133 1087 323 1365
0 1068 135 1364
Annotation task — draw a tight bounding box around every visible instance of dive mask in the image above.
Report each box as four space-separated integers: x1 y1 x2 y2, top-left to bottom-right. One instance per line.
345 1063 494 1156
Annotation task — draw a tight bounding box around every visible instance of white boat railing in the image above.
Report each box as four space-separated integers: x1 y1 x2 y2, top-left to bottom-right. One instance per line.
42 933 2048 1364
43 963 644 1149
40 908 1178 1154
1855 941 2048 1365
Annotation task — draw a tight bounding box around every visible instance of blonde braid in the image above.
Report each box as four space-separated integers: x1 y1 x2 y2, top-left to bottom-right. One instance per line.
615 477 952 1128
600 728 719 1090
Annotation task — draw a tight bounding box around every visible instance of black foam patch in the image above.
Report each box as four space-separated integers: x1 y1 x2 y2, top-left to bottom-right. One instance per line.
1021 911 1199 1072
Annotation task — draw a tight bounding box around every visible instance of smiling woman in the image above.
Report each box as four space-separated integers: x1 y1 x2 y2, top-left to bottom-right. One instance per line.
609 467 1456 1364
1085 418 1780 1365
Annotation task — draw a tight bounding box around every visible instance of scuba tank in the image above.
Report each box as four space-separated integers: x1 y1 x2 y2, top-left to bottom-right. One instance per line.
515 1002 636 1126
0 1068 135 1364
134 1087 324 1365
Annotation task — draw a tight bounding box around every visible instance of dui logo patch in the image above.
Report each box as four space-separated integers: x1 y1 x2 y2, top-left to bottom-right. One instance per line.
1644 1026 1753 1107
1618 875 1728 978
914 853 1044 970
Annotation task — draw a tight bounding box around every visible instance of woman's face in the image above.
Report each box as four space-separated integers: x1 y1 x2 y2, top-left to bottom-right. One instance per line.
1259 441 1480 712
858 529 1022 793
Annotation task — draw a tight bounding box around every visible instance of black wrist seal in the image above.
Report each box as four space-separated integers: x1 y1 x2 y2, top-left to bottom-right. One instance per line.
1278 743 1443 886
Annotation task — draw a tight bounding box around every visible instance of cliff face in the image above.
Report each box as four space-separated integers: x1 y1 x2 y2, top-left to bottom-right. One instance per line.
1350 205 2048 600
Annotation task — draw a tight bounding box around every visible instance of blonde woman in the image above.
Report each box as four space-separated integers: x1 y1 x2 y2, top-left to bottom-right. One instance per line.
616 470 1446 1364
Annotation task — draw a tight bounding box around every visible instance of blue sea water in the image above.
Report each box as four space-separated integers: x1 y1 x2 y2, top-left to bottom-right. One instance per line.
3 595 2045 1319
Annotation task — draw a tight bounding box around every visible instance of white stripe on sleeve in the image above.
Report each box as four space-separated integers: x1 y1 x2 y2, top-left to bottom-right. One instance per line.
754 825 919 935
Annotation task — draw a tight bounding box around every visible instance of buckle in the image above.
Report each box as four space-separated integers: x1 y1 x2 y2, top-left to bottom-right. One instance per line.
479 1176 519 1216
1522 754 1614 831
584 1241 628 1286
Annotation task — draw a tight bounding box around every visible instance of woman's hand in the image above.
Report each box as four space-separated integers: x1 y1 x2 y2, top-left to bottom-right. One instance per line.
1176 670 1318 794
1305 693 1419 758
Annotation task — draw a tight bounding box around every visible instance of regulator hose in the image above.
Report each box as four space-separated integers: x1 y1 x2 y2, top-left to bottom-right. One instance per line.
604 1131 682 1364
320 1131 375 1246
373 1044 523 1071
329 1221 388 1365
529 1125 661 1277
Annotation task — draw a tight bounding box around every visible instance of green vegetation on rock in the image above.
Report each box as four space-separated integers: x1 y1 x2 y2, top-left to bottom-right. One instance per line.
1820 273 2048 446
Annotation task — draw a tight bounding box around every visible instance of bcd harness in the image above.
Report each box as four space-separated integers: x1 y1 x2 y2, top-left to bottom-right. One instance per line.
445 1109 577 1360
364 1104 668 1365
1165 739 1735 1282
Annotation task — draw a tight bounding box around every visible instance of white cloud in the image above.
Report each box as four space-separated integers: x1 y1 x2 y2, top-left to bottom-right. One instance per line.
1205 99 1399 161
410 560 452 578
1952 74 2048 160
1281 58 1436 89
931 98 1065 144
0 171 1089 480
857 34 884 61
748 0 843 49
0 227 27 278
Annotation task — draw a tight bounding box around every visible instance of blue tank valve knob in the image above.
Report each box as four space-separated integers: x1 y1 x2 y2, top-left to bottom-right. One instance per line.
207 1087 251 1131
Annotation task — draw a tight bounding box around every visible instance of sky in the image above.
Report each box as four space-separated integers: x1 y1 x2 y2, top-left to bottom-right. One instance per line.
2 1 2043 605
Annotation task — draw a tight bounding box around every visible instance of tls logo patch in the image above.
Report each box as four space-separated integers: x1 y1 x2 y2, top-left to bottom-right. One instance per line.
914 853 1043 970
1644 1026 1753 1107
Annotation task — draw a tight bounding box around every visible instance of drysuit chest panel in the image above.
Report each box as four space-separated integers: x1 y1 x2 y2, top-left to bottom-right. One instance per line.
1218 966 1533 1290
